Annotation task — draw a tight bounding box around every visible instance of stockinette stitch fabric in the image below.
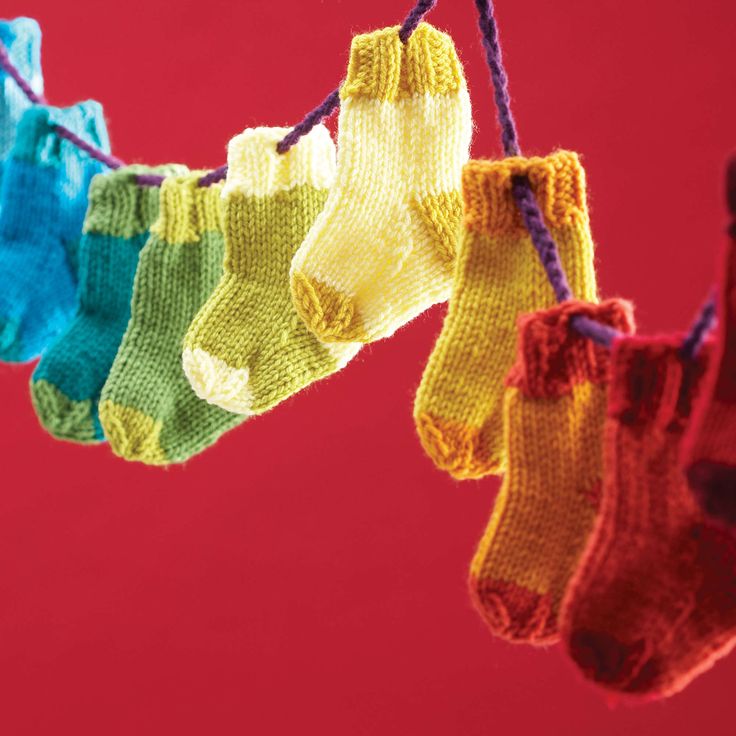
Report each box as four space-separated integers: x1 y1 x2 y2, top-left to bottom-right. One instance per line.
99 172 245 465
31 164 185 444
469 299 634 645
0 17 43 192
414 152 599 479
561 336 736 700
183 126 360 415
290 23 472 344
0 101 110 362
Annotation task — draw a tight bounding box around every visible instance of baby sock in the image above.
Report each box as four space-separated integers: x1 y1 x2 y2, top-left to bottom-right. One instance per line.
682 196 736 525
469 300 634 645
183 126 360 415
0 102 110 362
99 172 245 465
414 152 599 479
290 23 472 344
31 165 184 443
0 18 43 189
561 336 736 699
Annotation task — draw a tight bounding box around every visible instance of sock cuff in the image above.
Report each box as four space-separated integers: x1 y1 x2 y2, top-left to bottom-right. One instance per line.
609 335 711 430
84 164 187 239
506 299 635 399
223 125 335 199
0 17 43 95
463 151 587 237
12 101 110 165
341 23 466 102
151 172 224 245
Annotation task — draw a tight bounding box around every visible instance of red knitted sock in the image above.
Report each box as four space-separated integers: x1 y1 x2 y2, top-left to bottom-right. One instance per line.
683 207 736 525
560 336 736 699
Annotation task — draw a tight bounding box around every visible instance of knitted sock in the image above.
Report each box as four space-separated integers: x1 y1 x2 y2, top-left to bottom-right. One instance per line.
469 300 634 645
30 165 184 443
561 336 736 699
0 102 110 362
682 232 736 525
290 23 472 344
0 18 43 190
414 152 599 479
99 172 245 465
183 126 360 415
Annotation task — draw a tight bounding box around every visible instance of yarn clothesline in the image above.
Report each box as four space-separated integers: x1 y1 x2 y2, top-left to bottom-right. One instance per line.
0 0 719 355
473 0 718 354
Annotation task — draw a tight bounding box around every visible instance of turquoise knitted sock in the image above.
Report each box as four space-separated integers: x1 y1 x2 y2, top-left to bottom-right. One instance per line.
0 101 110 362
0 17 43 194
30 164 184 443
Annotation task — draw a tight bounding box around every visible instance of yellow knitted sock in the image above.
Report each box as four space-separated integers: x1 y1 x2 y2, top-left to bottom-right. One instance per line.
290 23 472 344
414 152 599 479
469 300 635 645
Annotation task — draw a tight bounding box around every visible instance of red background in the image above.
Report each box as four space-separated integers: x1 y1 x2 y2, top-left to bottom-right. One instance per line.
1 1 734 734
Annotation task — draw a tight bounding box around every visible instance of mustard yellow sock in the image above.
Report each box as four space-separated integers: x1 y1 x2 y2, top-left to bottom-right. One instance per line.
469 300 634 645
414 152 599 479
290 23 472 344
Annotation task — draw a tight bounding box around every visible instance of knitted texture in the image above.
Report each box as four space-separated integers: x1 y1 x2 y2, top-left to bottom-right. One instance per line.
0 18 43 193
30 164 185 443
0 102 110 362
183 126 360 415
469 300 634 645
561 336 736 699
682 233 736 525
99 172 245 465
414 152 599 479
290 23 472 344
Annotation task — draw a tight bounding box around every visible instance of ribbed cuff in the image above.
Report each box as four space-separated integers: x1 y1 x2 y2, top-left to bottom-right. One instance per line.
341 23 465 102
84 164 188 239
152 172 224 245
506 299 636 399
463 151 587 237
0 17 43 96
223 125 335 198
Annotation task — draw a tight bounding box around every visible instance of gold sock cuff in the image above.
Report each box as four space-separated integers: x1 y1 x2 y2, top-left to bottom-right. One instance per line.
151 172 224 245
223 125 335 199
341 23 465 102
463 151 587 237
84 164 187 239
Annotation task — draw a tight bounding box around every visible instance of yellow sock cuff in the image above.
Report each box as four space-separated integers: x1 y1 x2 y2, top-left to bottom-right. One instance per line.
341 23 466 102
224 125 336 198
463 151 587 237
151 172 224 245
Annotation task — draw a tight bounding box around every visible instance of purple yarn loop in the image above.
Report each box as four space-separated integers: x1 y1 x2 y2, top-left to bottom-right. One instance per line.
474 0 717 354
0 41 123 170
275 0 438 155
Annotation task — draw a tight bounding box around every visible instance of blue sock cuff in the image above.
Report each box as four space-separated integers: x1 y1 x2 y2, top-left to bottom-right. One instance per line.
0 17 43 96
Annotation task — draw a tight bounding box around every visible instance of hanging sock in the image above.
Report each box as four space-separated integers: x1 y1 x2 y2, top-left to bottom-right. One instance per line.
469 299 634 645
30 165 185 444
560 336 736 699
682 170 736 525
413 152 599 479
0 17 43 191
98 172 246 465
0 102 110 362
290 23 472 344
183 126 360 415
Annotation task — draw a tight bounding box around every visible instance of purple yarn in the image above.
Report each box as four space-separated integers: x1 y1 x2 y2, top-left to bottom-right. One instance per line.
135 173 166 187
276 0 437 155
0 42 45 105
681 291 718 360
55 125 124 170
198 164 228 187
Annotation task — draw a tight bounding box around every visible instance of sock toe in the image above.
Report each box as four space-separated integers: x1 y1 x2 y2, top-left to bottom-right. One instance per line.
182 346 253 415
568 628 652 688
31 379 102 443
470 575 558 644
98 400 168 465
291 271 368 343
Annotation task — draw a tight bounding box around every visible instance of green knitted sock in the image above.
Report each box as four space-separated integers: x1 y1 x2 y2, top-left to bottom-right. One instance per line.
182 126 360 415
99 172 245 465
